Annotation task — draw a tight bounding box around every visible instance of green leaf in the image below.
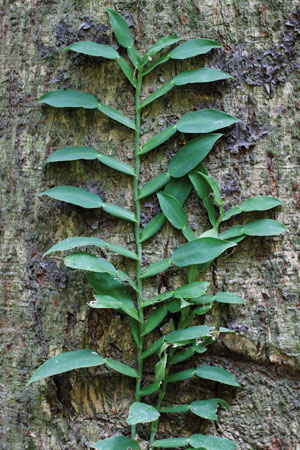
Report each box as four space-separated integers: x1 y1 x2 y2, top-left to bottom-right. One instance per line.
174 67 233 85
215 292 244 304
147 36 182 57
106 8 134 49
139 213 166 243
65 253 117 275
28 349 106 384
37 89 98 109
92 435 140 450
222 196 281 222
140 258 172 278
127 402 160 425
87 272 133 302
45 146 98 163
141 306 168 336
64 41 119 59
142 291 173 308
157 192 187 230
164 176 193 204
171 238 236 267
98 153 135 176
166 325 213 344
189 398 229 420
97 104 136 130
168 134 222 178
173 281 209 299
139 125 177 155
171 347 195 365
169 38 221 59
243 219 287 236
117 56 137 87
189 434 237 450
129 317 141 349
160 405 190 413
189 168 212 200
104 243 138 260
40 186 103 209
152 438 189 448
138 172 171 199
199 173 222 206
90 295 140 322
182 226 197 241
106 358 138 378
189 294 215 306
43 236 106 256
168 368 196 382
154 353 168 381
143 54 170 76
139 381 161 396
140 336 165 360
177 109 239 134
195 366 240 387
218 226 244 240
103 202 137 223
222 207 242 221
140 81 174 109
195 304 212 315
43 236 138 260
241 195 281 212
127 46 141 67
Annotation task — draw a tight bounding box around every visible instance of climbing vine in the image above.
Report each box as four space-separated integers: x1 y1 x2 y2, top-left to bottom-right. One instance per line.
28 9 287 450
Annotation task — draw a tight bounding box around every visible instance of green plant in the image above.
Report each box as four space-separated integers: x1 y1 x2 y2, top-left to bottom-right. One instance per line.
28 9 287 450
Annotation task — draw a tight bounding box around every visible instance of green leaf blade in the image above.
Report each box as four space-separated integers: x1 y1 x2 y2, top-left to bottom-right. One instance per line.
160 405 190 413
28 349 106 384
98 153 135 176
117 56 137 87
241 196 281 212
169 38 221 59
196 366 240 387
142 306 168 336
147 36 182 57
45 146 98 163
172 238 236 267
189 398 229 420
139 213 166 243
38 89 98 109
40 186 103 209
103 202 137 223
92 435 140 450
98 104 136 130
215 292 244 304
189 434 237 450
168 368 196 383
177 109 239 134
65 253 117 275
157 192 187 230
173 281 210 299
138 172 171 200
168 134 222 178
106 8 134 49
166 325 213 344
140 81 174 109
243 219 287 236
174 67 233 85
140 125 177 155
43 236 107 256
140 258 172 279
152 437 189 448
64 41 119 59
143 54 170 76
127 402 160 425
106 358 138 378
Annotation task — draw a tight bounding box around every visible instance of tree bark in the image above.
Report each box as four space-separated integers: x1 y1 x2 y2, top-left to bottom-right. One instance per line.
1 1 299 449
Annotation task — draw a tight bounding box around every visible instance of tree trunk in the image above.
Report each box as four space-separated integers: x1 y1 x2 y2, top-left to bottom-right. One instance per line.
1 0 299 449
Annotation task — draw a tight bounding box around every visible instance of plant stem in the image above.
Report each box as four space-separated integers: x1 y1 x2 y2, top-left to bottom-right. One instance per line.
132 70 144 440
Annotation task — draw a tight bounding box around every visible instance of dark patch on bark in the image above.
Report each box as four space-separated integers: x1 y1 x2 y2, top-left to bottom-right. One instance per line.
224 122 269 155
215 7 300 95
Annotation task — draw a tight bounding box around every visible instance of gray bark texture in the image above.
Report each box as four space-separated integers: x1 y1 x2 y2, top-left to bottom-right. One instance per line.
1 0 300 449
